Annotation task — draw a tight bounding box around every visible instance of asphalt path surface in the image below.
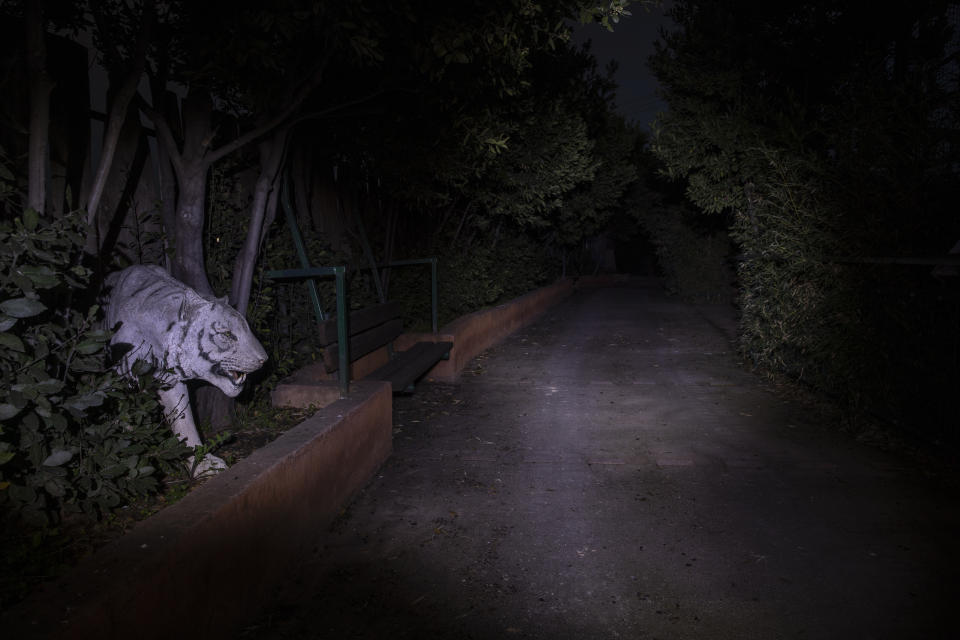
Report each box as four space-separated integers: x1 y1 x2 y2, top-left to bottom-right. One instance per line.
245 280 959 639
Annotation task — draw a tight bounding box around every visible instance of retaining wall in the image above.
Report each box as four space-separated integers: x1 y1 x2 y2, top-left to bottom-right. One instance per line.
5 381 393 640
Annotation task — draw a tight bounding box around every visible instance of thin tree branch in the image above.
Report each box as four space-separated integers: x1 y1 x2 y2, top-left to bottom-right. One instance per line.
138 92 185 180
26 0 53 214
284 89 387 130
87 0 156 228
203 55 334 167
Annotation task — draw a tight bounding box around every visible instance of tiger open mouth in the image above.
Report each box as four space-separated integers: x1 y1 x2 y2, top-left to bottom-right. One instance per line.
213 364 247 386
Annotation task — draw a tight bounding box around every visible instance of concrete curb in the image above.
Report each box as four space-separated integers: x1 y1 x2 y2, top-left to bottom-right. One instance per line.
5 380 393 640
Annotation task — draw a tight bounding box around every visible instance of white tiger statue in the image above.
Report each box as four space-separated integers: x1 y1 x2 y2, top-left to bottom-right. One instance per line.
104 265 267 476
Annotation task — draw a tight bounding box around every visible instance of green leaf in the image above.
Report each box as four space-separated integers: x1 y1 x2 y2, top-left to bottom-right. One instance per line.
23 208 39 231
0 314 16 332
42 449 73 467
102 464 128 479
0 297 47 318
83 328 111 342
8 483 36 503
34 378 64 394
0 403 20 420
44 478 66 497
74 339 105 355
18 265 60 289
64 392 105 412
69 357 105 373
42 411 66 430
0 332 25 352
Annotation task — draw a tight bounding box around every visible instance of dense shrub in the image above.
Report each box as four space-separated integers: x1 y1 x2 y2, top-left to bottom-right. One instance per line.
635 202 734 303
0 211 186 526
732 148 960 441
435 233 557 327
732 151 862 389
648 1 960 444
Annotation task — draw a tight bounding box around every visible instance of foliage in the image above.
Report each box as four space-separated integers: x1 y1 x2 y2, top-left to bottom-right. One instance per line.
436 232 557 328
0 211 187 526
317 3 642 255
558 112 641 249
731 149 862 385
639 202 733 303
650 0 960 439
478 102 599 233
0 144 18 217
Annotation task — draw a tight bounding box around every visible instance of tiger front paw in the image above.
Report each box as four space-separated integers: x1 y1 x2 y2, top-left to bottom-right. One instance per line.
187 453 228 478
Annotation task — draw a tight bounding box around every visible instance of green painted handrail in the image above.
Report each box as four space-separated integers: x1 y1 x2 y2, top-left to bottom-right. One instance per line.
266 266 349 398
268 169 441 397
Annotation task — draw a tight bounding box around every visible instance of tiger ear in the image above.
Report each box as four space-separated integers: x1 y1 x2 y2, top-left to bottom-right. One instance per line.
217 295 229 305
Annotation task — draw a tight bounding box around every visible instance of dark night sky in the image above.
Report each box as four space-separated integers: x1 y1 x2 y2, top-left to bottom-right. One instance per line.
571 2 675 130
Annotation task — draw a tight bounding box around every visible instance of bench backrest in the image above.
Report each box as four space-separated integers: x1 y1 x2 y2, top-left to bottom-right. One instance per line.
319 301 403 372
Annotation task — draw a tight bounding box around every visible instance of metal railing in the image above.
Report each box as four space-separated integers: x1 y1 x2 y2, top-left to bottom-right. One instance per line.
267 170 441 398
265 260 440 399
265 265 350 397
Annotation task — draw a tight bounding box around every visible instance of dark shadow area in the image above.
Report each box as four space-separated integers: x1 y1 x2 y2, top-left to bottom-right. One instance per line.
614 230 659 276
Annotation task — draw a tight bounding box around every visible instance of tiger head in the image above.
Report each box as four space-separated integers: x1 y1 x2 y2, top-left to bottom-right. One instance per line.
173 293 268 397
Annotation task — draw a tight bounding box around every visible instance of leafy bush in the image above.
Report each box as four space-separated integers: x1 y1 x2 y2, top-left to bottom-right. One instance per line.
390 231 558 331
731 148 960 441
0 211 187 525
635 201 735 303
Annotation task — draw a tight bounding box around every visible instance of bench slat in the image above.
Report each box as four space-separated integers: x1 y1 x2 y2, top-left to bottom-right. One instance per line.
322 318 404 372
370 341 453 392
317 301 401 345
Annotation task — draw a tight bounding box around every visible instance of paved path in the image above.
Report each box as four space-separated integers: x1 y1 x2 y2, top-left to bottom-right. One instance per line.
247 281 959 639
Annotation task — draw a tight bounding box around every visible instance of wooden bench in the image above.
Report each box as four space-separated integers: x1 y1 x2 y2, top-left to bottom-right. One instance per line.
317 301 452 392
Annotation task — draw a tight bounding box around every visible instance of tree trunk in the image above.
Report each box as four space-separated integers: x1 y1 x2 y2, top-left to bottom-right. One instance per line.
85 76 142 241
231 129 287 315
154 142 177 273
25 0 53 215
380 203 398 300
171 169 214 295
293 144 312 227
491 218 503 249
148 76 178 273
85 0 154 241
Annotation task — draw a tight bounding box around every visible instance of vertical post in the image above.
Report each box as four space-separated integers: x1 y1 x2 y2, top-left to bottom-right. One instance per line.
282 172 325 322
334 266 349 398
430 257 439 334
355 212 386 304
